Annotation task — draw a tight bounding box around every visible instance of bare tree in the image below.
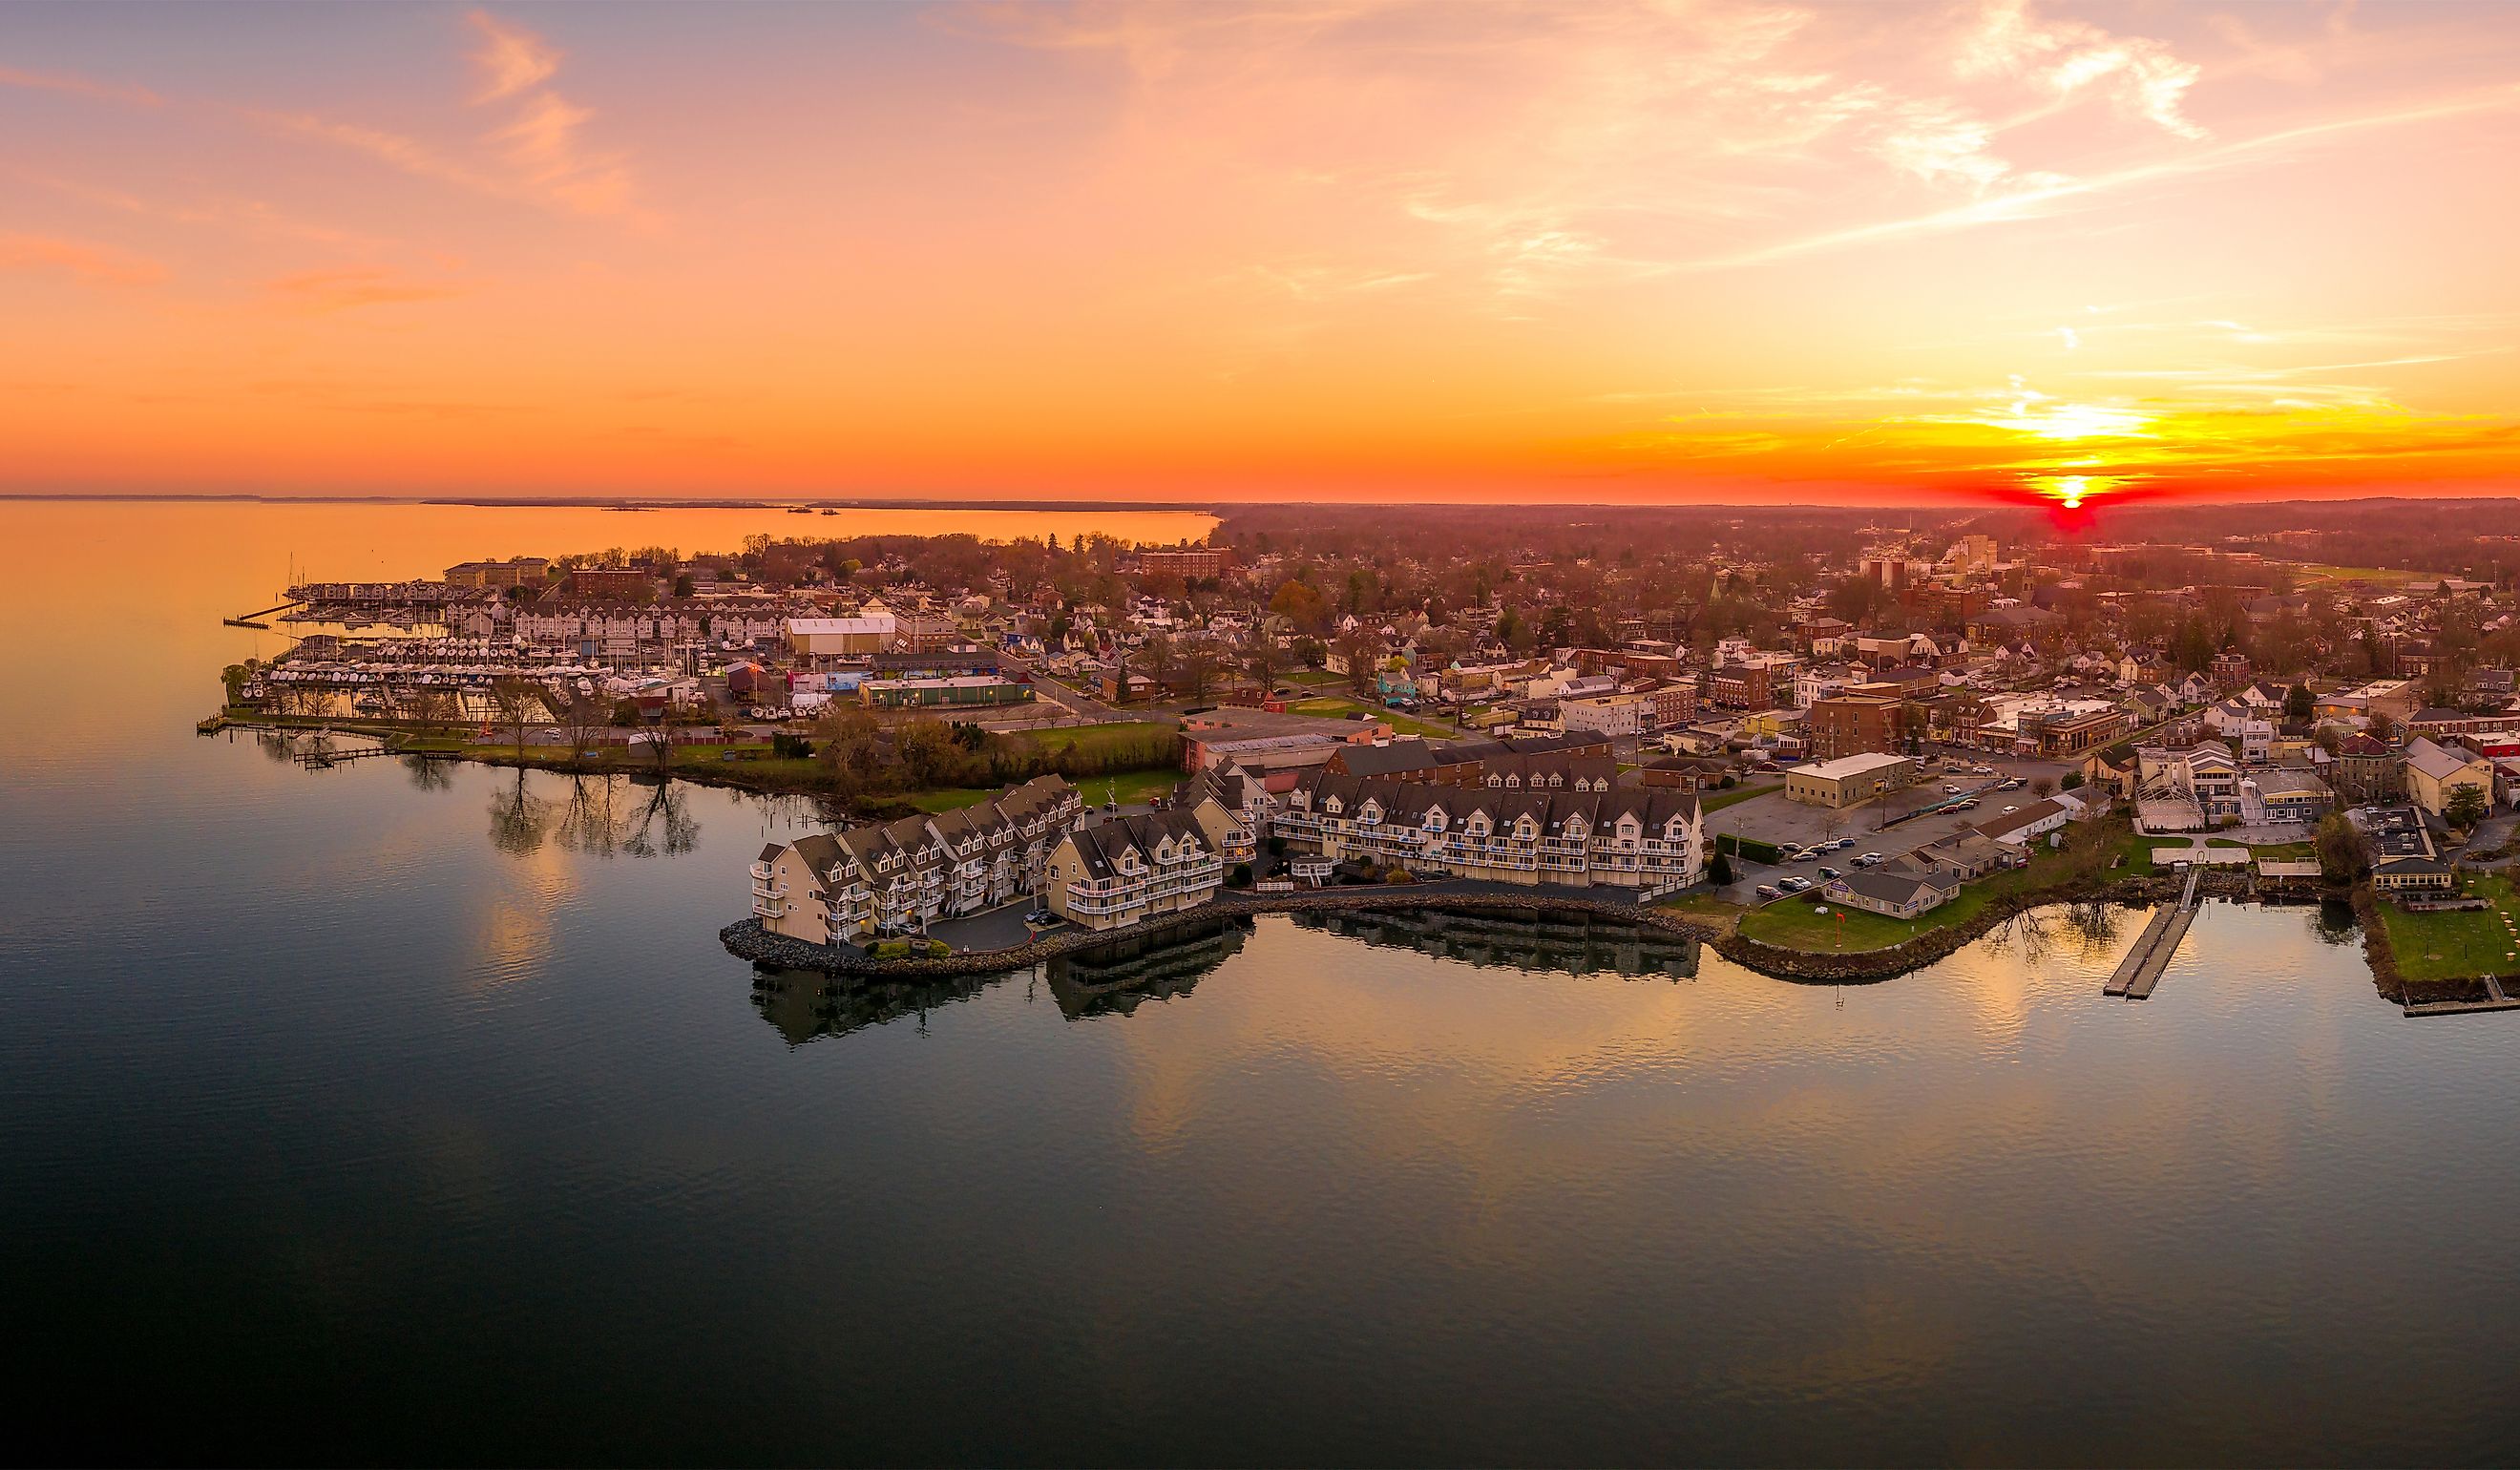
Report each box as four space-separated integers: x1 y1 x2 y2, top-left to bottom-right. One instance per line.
1336 626 1380 696
1177 640 1221 702
414 687 461 734
1138 634 1178 703
490 677 542 754
561 687 610 762
639 714 677 772
1241 616 1284 695
2030 775 2057 799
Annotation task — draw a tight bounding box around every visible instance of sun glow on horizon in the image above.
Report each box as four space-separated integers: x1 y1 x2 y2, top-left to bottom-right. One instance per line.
1 1 2517 503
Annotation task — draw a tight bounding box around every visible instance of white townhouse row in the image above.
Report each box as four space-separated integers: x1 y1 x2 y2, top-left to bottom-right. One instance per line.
751 776 1083 944
1045 811 1228 932
1270 770 1708 897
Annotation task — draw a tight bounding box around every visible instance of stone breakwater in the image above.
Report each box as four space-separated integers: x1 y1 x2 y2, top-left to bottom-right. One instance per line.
722 890 1723 980
720 871 2254 985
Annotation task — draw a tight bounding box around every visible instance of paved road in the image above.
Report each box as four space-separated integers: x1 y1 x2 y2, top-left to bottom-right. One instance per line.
998 652 1142 724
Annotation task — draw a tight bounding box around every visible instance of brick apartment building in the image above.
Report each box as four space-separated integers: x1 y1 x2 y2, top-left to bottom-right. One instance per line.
1808 695 1908 760
1137 547 1227 580
1710 654 1797 709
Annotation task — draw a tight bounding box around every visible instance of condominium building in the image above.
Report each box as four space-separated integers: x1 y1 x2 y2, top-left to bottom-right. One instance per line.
1135 547 1227 580
750 776 1082 944
1173 763 1267 864
1046 811 1227 931
443 556 553 589
1271 770 1706 896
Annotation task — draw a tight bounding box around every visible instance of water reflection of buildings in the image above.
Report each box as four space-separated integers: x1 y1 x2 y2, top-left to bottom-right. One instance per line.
750 966 998 1046
1293 905 1701 979
748 908 1702 1044
1046 916 1250 1018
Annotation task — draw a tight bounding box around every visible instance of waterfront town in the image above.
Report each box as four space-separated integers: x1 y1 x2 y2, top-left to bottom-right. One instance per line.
214 498 2520 998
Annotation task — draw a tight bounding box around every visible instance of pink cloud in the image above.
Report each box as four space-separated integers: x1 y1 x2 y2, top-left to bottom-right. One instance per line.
0 231 164 286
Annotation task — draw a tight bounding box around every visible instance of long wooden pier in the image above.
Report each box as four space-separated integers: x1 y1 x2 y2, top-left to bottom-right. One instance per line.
222 598 302 629
2105 864 2202 1000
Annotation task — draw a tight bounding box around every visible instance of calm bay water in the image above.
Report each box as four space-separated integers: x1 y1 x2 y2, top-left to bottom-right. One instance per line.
9 499 2520 1464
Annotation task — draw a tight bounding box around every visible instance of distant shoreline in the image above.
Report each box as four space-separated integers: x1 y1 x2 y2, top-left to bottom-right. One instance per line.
0 493 1221 513
0 491 2499 512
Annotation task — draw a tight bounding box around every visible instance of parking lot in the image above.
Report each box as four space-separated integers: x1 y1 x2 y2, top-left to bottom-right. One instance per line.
1708 752 2077 904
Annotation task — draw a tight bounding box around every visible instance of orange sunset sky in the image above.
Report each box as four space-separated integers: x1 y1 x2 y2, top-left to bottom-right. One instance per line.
4 0 2518 507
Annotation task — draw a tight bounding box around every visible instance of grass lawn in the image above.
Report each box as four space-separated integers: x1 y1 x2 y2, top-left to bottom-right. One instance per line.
1286 695 1459 739
1651 892 1748 927
903 787 996 812
2373 872 2520 983
1700 782 1782 814
1740 826 2146 952
1020 719 1171 752
1064 766 1184 806
2295 563 2427 586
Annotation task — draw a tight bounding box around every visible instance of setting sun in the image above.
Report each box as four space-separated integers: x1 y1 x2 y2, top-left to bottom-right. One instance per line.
3 1 2518 506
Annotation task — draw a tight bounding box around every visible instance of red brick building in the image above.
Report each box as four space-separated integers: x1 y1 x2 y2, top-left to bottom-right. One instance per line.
1809 695 1908 760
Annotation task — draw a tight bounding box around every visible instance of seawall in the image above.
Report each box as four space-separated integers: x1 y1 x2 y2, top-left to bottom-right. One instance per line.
720 870 2262 986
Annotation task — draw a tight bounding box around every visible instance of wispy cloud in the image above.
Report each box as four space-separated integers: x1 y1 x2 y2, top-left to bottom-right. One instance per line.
0 231 164 287
467 10 560 102
266 267 463 312
1956 0 2204 138
0 61 160 108
254 10 640 220
1656 81 2520 275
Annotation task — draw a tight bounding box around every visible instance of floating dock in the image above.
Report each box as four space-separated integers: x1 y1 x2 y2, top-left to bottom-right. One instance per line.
2105 864 2202 1000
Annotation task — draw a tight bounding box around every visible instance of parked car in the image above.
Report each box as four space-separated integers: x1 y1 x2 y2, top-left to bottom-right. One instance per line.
1754 884 1782 901
1024 911 1056 926
1855 851 1883 866
1816 866 1840 880
1942 783 1961 794
1832 837 1856 850
1779 876 1813 893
